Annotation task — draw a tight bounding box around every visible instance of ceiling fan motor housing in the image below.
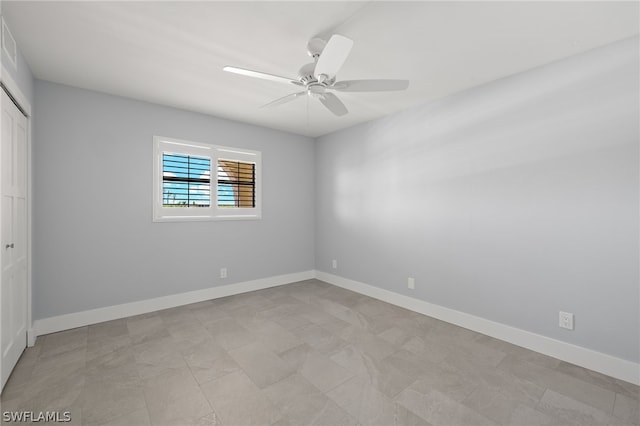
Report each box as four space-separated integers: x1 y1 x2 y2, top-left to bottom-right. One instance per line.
298 63 335 86
297 62 317 85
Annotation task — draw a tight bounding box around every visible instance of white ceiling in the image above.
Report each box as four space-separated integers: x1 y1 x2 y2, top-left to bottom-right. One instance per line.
3 1 638 138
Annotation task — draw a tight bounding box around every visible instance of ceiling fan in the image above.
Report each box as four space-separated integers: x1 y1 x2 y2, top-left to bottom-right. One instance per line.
223 34 409 117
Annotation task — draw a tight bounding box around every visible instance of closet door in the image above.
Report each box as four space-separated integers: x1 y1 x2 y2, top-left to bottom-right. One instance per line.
0 88 28 391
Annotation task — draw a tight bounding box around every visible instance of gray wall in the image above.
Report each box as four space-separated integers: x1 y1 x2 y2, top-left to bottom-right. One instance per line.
33 81 315 320
315 36 639 362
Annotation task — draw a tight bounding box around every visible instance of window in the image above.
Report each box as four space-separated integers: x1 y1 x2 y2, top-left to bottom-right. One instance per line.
218 159 256 208
153 136 261 221
162 153 211 208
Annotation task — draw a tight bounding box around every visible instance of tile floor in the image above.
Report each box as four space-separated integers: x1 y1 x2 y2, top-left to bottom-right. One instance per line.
1 279 638 426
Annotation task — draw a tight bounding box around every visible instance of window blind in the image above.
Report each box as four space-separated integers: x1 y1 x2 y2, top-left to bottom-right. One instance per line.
217 159 256 208
162 153 211 207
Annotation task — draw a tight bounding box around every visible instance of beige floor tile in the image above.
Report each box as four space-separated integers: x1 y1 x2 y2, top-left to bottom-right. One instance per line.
315 298 367 328
133 335 188 379
167 321 212 345
249 321 304 354
143 367 213 425
377 326 417 347
305 399 360 426
463 384 536 424
262 373 335 425
82 380 146 426
221 293 273 313
190 304 231 327
38 327 88 360
292 323 349 356
86 348 139 389
321 286 366 306
1 353 36 400
87 319 129 340
203 317 256 351
441 352 545 406
319 317 353 335
272 311 315 331
612 393 640 425
383 349 437 378
86 334 132 362
157 305 198 327
300 304 345 327
499 354 616 413
429 320 479 341
537 389 618 425
337 326 398 361
228 341 294 389
182 338 240 385
401 335 451 364
330 344 417 399
127 315 168 345
330 344 372 376
361 355 418 399
408 362 479 402
20 356 86 404
17 374 84 414
327 375 398 425
393 403 433 426
507 403 560 426
32 345 86 379
200 370 281 426
395 387 497 426
298 349 354 393
556 361 640 401
97 408 151 426
453 338 508 368
278 343 315 371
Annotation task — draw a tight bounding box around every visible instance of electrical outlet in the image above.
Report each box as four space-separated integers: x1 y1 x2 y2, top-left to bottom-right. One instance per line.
220 267 227 279
332 259 338 269
559 311 574 330
408 277 415 290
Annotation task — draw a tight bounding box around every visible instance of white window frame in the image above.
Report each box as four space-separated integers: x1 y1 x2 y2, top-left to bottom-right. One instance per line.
153 136 261 222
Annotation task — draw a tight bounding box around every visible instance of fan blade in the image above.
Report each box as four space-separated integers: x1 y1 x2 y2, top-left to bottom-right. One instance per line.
332 79 409 92
261 91 306 109
223 66 302 86
314 35 353 80
319 92 348 116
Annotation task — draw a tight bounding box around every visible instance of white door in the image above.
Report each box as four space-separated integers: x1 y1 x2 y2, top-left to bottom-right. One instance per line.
0 88 28 391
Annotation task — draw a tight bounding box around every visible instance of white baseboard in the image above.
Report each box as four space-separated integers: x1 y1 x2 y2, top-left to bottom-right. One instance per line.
314 270 640 386
27 328 36 347
33 270 314 336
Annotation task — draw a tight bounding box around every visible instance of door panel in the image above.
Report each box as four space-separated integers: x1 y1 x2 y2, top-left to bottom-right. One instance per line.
0 89 28 391
16 198 26 260
13 267 27 338
0 275 11 357
2 196 12 269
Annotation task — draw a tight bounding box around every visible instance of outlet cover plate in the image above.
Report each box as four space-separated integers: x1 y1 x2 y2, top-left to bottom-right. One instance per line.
559 311 574 330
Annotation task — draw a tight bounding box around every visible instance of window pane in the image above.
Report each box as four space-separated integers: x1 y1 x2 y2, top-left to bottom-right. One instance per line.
163 153 210 207
217 159 255 208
